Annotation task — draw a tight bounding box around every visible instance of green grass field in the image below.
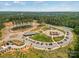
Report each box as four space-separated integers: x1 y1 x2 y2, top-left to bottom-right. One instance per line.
31 33 53 42
53 36 64 42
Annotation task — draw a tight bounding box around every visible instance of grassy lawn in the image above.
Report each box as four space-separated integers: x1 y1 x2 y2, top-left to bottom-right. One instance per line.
53 36 64 42
31 33 53 42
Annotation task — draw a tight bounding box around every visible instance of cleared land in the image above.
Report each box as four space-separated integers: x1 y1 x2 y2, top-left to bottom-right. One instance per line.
11 25 32 31
9 40 24 46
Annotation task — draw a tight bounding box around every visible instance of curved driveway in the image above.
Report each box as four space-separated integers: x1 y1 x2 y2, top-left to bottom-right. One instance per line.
23 25 73 50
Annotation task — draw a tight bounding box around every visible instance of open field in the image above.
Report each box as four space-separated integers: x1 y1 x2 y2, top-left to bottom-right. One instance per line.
31 33 53 42
11 25 32 31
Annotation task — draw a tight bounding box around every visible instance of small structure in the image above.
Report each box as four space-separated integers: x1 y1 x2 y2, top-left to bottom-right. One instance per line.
23 32 37 36
50 32 59 35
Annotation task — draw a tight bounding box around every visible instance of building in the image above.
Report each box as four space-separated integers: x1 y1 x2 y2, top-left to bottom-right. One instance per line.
23 32 37 36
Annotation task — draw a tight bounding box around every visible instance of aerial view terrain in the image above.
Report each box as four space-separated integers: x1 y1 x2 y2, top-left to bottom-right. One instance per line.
0 1 79 58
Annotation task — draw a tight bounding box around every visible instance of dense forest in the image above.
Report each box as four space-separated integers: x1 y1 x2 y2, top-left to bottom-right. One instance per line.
0 12 79 57
0 12 79 28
